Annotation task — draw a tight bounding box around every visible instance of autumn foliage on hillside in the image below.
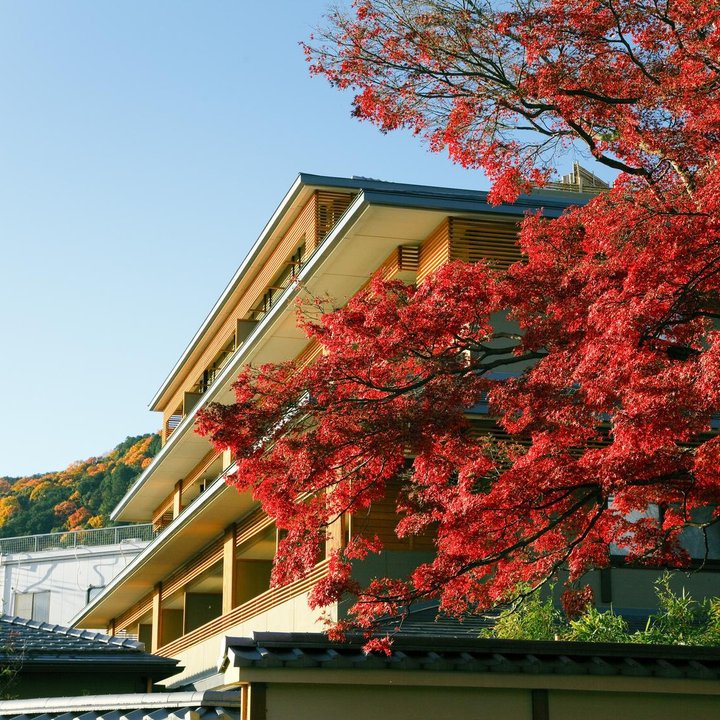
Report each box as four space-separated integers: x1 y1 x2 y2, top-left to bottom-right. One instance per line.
0 434 160 538
200 0 720 643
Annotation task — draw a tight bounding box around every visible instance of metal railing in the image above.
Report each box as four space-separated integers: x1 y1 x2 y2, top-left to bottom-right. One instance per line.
0 524 157 555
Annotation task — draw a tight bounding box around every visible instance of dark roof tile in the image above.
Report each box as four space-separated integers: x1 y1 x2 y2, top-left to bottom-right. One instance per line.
0 615 144 655
223 630 720 681
0 692 242 720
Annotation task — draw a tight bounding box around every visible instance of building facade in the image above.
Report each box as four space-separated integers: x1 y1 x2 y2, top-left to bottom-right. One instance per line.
0 525 154 627
72 173 717 689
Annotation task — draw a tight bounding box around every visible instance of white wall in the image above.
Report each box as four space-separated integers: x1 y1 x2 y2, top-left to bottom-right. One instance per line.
0 540 149 628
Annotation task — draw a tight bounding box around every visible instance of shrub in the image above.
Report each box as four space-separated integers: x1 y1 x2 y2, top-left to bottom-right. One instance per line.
483 574 720 646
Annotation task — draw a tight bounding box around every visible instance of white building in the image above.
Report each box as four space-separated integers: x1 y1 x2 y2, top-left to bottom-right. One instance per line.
0 525 155 627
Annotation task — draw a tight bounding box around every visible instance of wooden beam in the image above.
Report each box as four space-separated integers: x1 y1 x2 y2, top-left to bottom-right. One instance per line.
151 583 163 653
240 684 249 720
173 480 183 519
223 524 238 615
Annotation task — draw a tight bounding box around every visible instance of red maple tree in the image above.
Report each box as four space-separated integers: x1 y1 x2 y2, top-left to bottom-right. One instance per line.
198 0 720 639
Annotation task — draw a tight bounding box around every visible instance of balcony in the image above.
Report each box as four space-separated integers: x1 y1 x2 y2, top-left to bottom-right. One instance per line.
114 503 330 655
156 559 329 657
160 190 357 446
151 451 224 532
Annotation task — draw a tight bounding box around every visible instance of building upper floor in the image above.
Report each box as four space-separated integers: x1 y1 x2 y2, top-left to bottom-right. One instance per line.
112 173 596 532
70 174 600 676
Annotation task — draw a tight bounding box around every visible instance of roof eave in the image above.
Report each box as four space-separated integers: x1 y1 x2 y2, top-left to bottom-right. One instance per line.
148 174 587 412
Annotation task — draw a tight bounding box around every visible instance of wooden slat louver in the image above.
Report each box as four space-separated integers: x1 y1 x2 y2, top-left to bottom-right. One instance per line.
449 217 521 270
398 244 420 272
295 339 323 369
315 190 356 247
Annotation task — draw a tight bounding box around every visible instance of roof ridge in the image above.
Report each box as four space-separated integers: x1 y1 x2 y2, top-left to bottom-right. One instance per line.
0 691 242 713
0 615 142 650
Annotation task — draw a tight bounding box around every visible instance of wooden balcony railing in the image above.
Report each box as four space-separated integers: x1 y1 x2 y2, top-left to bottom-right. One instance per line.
159 190 358 445
163 413 183 443
157 559 330 656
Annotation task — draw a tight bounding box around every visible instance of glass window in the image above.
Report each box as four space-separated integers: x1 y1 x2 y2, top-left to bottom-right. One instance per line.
13 591 50 622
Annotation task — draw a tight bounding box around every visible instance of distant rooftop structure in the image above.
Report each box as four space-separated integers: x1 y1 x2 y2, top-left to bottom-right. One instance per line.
0 524 156 555
544 162 610 194
0 525 156 627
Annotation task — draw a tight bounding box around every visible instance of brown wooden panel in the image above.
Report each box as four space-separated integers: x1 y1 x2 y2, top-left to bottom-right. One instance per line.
417 218 450 282
449 217 520 269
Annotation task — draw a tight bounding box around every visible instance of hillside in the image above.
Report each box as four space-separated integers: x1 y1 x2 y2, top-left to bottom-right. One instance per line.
0 434 161 538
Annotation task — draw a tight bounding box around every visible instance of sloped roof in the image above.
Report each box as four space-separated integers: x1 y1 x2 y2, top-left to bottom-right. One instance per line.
375 603 654 637
376 604 496 638
0 691 242 720
223 631 720 681
0 615 144 654
0 615 178 677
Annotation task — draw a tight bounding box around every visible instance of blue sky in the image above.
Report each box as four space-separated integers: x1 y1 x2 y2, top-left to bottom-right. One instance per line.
0 1 605 477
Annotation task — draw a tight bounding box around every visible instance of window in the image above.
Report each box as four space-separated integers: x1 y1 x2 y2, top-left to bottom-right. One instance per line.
13 590 50 622
87 585 105 603
610 500 720 562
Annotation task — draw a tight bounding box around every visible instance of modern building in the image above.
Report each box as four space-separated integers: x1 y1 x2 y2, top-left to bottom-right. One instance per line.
71 173 718 692
0 524 155 626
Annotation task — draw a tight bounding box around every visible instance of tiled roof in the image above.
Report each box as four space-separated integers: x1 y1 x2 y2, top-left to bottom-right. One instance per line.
0 691 242 720
223 631 720 681
376 604 496 637
376 603 654 637
0 615 178 681
0 615 144 655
